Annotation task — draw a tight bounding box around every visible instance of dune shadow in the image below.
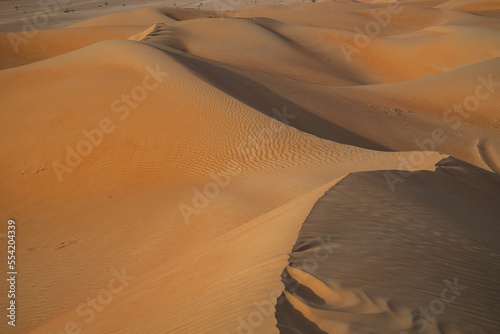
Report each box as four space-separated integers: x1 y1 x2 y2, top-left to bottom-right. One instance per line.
151 44 391 151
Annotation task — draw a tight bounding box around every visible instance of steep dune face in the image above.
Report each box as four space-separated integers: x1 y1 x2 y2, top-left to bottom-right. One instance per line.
277 157 500 334
0 0 499 333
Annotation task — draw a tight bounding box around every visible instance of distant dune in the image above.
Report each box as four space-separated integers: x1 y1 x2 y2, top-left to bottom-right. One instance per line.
0 0 499 333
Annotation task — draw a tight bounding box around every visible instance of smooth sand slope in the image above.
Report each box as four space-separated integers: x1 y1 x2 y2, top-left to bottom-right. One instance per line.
0 0 499 333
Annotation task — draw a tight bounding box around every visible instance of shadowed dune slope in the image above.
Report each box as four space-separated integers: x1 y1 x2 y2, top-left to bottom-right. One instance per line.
276 157 500 333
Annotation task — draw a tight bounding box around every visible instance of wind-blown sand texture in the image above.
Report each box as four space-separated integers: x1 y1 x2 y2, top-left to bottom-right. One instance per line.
0 0 499 333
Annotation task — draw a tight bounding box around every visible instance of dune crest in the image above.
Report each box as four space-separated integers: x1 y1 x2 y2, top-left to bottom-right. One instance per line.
0 0 499 333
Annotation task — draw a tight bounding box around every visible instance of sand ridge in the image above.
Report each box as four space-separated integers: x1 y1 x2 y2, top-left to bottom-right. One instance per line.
0 0 499 333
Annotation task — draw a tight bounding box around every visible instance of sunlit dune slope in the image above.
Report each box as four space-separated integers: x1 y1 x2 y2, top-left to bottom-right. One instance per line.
131 5 500 172
66 8 179 29
0 0 499 333
351 57 500 128
140 9 500 85
0 27 142 70
0 38 443 333
0 7 212 70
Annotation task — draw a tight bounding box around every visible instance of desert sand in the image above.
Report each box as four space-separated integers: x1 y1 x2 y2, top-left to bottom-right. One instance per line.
277 158 500 333
0 0 499 333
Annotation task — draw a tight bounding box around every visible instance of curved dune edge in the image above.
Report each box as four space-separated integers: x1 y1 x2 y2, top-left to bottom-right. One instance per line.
22 155 441 333
0 0 499 333
27 151 445 334
0 31 446 333
28 176 345 334
275 156 500 334
477 138 500 174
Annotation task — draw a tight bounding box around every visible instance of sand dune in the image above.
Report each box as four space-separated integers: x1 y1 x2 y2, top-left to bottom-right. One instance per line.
0 0 499 333
277 157 500 333
66 8 179 29
0 34 443 333
0 27 146 70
